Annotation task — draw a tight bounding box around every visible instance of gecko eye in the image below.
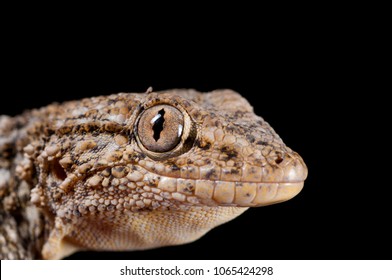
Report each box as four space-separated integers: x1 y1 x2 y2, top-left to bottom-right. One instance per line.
137 105 184 153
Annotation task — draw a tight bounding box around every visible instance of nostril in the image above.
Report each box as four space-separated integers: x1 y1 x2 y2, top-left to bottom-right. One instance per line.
275 157 283 164
275 153 284 164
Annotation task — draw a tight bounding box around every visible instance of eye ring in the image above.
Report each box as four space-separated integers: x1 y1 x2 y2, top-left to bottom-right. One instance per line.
135 103 197 160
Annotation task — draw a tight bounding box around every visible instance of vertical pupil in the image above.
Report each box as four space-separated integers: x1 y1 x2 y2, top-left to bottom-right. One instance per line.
152 109 165 141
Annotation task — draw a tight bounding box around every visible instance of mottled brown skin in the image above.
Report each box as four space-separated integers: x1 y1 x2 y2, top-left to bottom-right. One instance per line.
0 89 307 259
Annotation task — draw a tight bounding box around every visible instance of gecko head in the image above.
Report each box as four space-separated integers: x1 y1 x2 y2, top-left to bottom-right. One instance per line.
28 89 307 255
132 89 308 207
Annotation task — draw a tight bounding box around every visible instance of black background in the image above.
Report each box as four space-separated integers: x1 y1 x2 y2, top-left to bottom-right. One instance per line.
1 30 388 260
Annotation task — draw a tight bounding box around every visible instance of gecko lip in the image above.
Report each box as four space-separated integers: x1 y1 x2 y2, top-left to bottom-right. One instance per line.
193 181 305 208
240 155 307 207
194 155 308 207
246 181 304 207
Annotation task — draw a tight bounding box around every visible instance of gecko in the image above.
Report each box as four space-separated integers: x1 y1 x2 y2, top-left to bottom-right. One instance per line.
0 89 307 259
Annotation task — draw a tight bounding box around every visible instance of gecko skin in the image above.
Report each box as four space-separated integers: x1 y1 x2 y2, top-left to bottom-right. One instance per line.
0 89 307 259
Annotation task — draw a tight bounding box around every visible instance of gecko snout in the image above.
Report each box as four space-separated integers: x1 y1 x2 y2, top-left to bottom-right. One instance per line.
200 152 308 207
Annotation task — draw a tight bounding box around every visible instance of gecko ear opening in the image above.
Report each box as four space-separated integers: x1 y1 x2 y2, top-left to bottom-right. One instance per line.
52 159 67 181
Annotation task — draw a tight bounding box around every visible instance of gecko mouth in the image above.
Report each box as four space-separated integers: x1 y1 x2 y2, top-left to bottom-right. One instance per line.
154 154 308 207
156 178 305 207
71 154 307 210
